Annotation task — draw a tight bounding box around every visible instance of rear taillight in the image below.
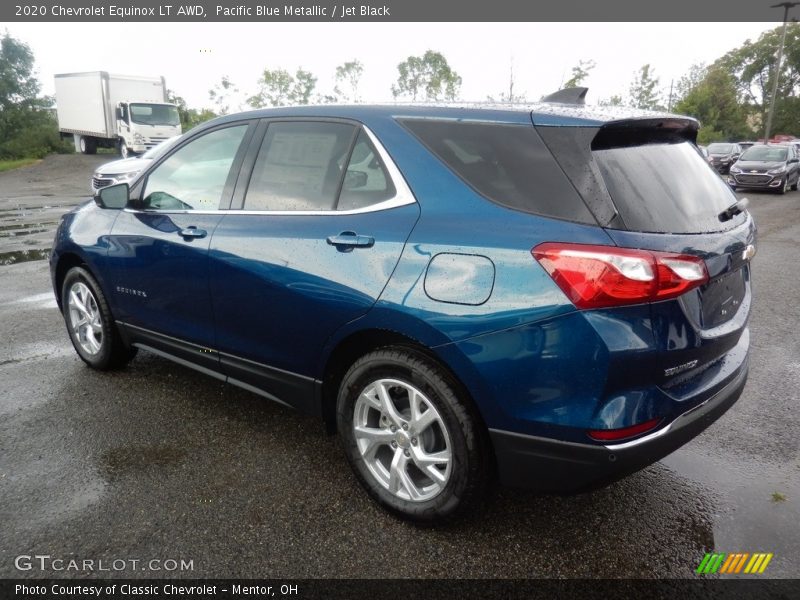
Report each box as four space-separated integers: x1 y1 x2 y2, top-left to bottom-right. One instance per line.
532 242 708 309
587 417 662 442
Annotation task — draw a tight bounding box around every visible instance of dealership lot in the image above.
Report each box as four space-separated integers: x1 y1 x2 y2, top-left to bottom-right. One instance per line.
0 155 798 578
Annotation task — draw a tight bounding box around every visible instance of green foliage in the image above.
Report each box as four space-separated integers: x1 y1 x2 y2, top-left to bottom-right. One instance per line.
717 23 800 135
563 59 595 89
598 95 624 107
628 64 662 110
674 66 750 142
334 60 364 103
168 90 216 131
392 50 462 101
208 75 239 115
0 32 72 159
248 68 317 108
0 158 38 172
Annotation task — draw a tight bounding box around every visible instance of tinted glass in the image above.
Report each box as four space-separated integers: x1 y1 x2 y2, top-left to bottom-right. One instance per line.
142 125 247 211
707 143 734 154
402 120 594 223
337 130 395 211
740 146 788 161
594 141 739 234
244 122 356 211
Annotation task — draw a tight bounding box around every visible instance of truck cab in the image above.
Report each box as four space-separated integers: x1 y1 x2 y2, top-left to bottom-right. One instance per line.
116 101 182 158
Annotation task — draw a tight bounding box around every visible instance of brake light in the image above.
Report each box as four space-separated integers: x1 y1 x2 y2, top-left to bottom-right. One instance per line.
532 242 708 309
587 417 662 442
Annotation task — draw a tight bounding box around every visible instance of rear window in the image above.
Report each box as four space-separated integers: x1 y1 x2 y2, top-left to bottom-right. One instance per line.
400 119 595 224
593 141 739 234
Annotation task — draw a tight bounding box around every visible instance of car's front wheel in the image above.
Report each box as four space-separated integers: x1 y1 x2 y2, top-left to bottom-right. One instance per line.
337 347 490 522
61 266 137 370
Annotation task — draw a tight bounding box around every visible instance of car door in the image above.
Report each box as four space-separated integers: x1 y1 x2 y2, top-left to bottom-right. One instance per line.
106 121 254 370
208 120 420 412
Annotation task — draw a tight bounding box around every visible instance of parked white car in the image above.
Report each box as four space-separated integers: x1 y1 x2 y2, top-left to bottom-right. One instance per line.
90 135 181 193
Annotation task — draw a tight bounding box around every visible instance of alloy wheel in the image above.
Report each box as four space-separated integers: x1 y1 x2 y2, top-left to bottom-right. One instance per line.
67 281 103 355
353 378 452 502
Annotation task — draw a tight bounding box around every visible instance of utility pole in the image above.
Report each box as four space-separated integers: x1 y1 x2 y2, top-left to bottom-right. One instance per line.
668 79 674 112
764 2 800 143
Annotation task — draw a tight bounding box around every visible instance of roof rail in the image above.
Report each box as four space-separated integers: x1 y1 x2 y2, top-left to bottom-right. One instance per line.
542 87 588 105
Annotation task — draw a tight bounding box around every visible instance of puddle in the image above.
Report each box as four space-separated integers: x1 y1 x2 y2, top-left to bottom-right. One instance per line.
661 447 800 576
0 248 51 266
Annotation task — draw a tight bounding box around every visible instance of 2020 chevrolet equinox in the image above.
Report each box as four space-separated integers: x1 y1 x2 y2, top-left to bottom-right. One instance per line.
51 93 754 521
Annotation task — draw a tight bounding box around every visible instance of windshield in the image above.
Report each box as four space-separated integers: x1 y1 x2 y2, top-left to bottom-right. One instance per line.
130 103 180 127
740 146 788 162
707 143 734 154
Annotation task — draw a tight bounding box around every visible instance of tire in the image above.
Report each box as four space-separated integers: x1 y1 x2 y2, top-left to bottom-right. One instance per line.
61 266 137 370
779 177 789 195
337 346 490 522
119 139 129 159
79 136 97 155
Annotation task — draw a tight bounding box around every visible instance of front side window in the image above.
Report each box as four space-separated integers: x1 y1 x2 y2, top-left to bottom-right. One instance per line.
142 125 247 211
244 122 356 211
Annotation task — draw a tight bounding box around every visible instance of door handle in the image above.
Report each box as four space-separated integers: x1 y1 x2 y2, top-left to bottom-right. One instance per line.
326 231 375 251
179 227 207 240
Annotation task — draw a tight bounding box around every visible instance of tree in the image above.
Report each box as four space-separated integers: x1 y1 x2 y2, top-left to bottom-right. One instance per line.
628 64 662 110
673 62 707 107
716 23 800 135
391 50 462 101
208 75 239 115
334 60 364 103
563 59 595 88
487 59 526 103
674 66 750 143
168 90 216 131
248 68 317 108
598 95 624 107
0 32 70 159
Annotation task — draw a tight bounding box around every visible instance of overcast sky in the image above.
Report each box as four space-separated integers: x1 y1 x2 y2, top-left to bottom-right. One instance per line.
5 22 777 110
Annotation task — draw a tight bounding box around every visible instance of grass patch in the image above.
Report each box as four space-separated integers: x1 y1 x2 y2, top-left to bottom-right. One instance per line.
771 492 787 503
0 158 40 172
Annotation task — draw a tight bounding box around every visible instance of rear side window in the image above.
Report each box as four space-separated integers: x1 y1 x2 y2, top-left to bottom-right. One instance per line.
244 122 356 211
401 120 595 224
593 142 739 234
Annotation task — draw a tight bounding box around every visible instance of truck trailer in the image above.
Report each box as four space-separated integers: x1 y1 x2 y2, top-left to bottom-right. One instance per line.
55 71 182 158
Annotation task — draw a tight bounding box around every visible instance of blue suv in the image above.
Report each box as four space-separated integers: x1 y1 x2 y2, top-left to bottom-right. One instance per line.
51 96 754 521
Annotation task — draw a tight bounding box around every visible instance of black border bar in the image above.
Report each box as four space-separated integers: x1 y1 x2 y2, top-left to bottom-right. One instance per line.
1 0 794 22
3 579 800 600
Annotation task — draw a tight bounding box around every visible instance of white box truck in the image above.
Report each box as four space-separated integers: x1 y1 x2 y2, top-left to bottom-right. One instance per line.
55 71 182 158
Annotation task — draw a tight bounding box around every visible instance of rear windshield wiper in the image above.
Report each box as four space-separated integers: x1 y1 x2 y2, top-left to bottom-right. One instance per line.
719 197 749 222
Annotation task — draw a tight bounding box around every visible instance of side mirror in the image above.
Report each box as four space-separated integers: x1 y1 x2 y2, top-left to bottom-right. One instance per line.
790 158 799 164
116 107 123 120
343 170 368 191
95 183 129 209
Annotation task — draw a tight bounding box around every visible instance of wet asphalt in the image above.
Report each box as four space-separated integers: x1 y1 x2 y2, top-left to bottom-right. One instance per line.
0 156 798 579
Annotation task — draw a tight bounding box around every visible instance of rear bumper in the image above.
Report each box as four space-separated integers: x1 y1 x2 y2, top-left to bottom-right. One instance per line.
489 360 748 492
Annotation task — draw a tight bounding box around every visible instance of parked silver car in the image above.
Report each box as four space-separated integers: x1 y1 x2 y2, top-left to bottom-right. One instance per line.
90 136 181 193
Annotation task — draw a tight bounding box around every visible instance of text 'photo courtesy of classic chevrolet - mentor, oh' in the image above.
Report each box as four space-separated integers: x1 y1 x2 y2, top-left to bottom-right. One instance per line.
50 88 755 521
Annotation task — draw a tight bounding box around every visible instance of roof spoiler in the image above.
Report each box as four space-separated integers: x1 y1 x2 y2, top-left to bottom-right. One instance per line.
542 87 588 105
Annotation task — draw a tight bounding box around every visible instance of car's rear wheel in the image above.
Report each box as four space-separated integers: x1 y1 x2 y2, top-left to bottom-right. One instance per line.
61 266 137 370
337 347 489 522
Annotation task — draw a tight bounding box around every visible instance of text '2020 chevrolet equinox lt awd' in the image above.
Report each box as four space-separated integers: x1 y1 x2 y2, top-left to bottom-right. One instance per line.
51 90 755 521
